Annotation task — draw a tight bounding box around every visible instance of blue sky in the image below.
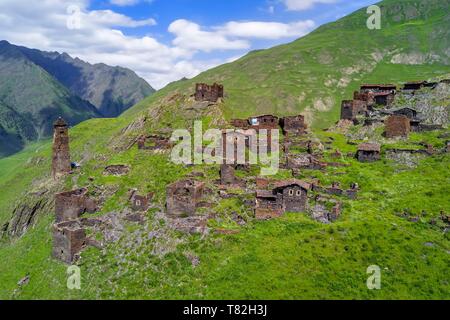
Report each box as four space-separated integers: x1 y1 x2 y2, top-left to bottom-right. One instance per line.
0 0 376 88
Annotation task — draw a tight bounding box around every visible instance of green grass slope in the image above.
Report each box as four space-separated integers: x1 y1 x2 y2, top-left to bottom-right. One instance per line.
0 0 449 300
0 117 448 299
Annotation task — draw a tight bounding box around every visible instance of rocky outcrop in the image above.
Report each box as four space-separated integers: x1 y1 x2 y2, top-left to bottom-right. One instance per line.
2 196 52 238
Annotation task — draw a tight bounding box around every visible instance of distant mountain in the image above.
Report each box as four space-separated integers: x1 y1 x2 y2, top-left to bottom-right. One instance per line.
16 45 155 117
0 40 155 156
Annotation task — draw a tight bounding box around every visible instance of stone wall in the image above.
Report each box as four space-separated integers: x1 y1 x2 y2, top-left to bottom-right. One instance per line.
281 115 307 134
166 180 205 217
55 188 97 223
52 221 87 264
341 100 367 121
195 83 224 102
220 164 237 185
385 115 411 138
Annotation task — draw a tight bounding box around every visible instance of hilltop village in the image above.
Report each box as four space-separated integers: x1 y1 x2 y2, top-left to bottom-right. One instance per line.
31 81 450 263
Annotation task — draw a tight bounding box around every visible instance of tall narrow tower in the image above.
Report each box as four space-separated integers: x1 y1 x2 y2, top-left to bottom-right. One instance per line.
52 117 71 179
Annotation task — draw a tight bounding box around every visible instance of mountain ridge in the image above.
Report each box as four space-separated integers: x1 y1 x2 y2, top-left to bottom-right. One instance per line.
0 40 155 157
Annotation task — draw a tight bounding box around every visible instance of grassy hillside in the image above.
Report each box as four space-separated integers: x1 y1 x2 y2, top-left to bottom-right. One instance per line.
0 0 449 300
0 116 448 299
124 0 450 129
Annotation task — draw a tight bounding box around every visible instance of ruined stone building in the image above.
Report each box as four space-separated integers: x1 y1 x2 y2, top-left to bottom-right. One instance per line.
359 84 396 107
222 130 252 164
310 196 342 223
230 119 250 129
231 115 280 131
356 143 381 162
391 107 418 120
55 188 98 223
52 117 71 179
340 84 399 121
248 115 280 130
341 100 368 121
255 179 310 220
353 91 376 107
129 190 154 212
403 81 438 91
52 220 87 264
137 134 172 151
166 180 205 217
280 115 307 134
220 164 238 185
195 83 224 102
385 115 411 138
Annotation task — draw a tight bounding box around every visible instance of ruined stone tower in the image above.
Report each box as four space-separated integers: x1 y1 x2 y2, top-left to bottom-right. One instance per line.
52 117 71 179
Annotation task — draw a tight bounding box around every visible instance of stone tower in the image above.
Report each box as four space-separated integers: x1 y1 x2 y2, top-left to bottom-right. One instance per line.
52 117 71 179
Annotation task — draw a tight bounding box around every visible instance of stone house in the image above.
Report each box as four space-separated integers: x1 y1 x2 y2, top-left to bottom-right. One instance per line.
52 220 87 264
52 117 71 179
137 134 172 151
356 143 381 162
222 130 252 164
220 164 238 185
194 83 224 102
166 180 205 217
340 100 367 121
248 115 279 130
255 190 283 220
255 179 310 220
353 91 375 107
372 92 395 106
402 81 437 91
391 107 418 120
230 119 250 129
280 115 307 134
359 84 396 107
129 190 154 212
385 115 411 138
55 188 98 223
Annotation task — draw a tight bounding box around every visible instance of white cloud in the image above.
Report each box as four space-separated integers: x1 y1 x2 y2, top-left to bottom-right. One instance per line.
218 20 315 39
169 19 250 52
282 0 339 11
87 10 156 27
0 0 317 89
168 18 315 52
